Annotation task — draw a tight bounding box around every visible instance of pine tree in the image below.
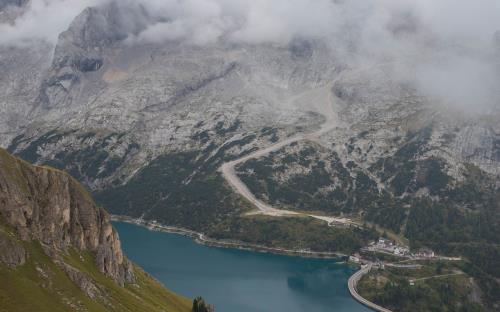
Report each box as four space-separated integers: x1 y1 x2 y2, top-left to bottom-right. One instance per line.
192 296 211 312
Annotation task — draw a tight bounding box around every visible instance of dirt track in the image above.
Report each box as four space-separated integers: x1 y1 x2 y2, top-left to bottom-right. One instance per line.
219 73 354 226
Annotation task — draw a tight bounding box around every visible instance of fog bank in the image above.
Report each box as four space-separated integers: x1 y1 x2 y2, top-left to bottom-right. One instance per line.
1 0 499 112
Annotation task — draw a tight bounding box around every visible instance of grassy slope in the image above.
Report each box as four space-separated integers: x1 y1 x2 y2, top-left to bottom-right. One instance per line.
0 221 191 312
0 148 191 312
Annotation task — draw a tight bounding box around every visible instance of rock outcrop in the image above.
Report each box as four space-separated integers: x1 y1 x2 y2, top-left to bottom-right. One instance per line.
0 148 134 285
57 260 102 299
0 231 26 267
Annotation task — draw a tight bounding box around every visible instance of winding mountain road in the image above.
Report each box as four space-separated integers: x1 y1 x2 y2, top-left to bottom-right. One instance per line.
219 71 355 226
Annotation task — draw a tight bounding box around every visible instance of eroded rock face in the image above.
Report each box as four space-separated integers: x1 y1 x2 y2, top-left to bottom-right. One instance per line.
57 260 102 299
73 58 103 72
0 231 26 267
37 2 151 110
0 148 134 285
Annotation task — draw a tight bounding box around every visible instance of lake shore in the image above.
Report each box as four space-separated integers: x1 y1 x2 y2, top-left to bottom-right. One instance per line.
111 215 349 260
113 216 387 311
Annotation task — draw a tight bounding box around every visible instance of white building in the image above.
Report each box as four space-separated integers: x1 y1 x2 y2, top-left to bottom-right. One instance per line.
349 256 360 263
417 248 435 258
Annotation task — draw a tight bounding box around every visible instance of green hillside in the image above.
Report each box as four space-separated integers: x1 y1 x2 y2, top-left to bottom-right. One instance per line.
0 148 192 312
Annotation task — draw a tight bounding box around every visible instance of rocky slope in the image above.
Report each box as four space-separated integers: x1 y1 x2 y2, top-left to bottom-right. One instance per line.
0 147 133 284
1 0 499 307
0 0 497 235
2 1 498 191
0 148 190 311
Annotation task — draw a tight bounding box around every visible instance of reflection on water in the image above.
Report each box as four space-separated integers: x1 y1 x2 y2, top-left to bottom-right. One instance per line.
113 221 370 312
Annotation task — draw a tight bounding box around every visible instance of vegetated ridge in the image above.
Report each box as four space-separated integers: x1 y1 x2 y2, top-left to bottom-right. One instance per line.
0 148 191 312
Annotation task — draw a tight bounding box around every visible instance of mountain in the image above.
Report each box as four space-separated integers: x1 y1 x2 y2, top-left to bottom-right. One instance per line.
0 148 191 311
1 0 500 309
3 1 499 241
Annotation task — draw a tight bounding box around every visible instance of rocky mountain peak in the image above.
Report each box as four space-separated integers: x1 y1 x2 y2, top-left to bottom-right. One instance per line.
52 1 149 70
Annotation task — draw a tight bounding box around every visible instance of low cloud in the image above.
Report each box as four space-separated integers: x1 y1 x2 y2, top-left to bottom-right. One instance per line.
0 0 104 46
123 0 342 45
1 0 500 112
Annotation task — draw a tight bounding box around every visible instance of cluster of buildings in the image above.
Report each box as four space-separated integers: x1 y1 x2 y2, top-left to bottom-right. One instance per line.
349 238 461 270
362 238 437 259
363 238 411 256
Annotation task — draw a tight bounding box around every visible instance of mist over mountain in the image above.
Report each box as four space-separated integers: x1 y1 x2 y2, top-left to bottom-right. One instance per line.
0 0 498 198
1 0 500 310
2 0 500 113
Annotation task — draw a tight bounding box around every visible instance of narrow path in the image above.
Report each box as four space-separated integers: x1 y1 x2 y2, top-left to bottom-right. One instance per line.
219 72 356 226
386 263 422 269
348 264 393 312
410 272 464 283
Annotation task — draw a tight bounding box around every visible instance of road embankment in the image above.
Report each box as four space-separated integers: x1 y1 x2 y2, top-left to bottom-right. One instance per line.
348 265 393 312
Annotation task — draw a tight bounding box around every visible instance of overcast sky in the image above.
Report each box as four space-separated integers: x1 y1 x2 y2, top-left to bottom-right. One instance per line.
2 0 499 47
1 0 499 112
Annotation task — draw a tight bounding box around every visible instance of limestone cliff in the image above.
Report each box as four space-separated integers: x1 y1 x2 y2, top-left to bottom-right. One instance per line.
0 147 133 284
0 148 192 311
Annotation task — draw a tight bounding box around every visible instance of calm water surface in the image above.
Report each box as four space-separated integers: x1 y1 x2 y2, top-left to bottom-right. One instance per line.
113 221 370 312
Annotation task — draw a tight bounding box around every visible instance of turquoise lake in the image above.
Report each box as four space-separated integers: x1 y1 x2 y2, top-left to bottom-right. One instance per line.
113 221 371 312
